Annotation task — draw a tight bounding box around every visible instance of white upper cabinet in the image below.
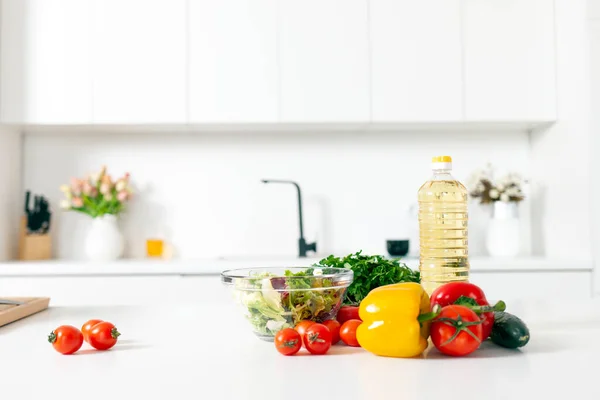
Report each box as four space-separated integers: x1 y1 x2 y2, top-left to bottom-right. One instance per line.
279 0 370 123
589 0 600 20
0 0 559 126
91 0 186 123
464 0 557 121
370 0 463 122
1 0 92 124
189 0 278 123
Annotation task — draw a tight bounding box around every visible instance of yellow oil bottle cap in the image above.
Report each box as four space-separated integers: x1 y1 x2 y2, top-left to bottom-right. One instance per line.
432 156 452 163
431 155 453 170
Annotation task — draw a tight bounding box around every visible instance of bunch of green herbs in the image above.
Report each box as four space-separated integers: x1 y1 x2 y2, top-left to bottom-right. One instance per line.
317 250 420 305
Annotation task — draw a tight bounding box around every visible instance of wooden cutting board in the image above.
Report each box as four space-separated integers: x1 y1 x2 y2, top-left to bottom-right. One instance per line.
0 297 50 328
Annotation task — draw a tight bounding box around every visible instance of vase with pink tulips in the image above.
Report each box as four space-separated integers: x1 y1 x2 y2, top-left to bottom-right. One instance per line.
59 166 132 218
60 166 132 261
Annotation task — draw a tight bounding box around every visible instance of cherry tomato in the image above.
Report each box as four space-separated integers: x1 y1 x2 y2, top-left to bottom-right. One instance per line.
48 325 83 355
81 319 103 343
336 306 361 324
303 323 332 355
88 321 121 350
431 305 483 357
294 320 316 346
274 328 302 356
430 282 495 340
322 320 341 345
340 319 361 347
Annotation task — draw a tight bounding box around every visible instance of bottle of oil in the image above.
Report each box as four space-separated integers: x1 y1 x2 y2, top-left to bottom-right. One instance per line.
418 156 469 295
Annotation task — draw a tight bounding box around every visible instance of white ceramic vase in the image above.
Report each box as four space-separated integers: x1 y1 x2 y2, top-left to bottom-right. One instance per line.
485 201 520 258
84 214 124 261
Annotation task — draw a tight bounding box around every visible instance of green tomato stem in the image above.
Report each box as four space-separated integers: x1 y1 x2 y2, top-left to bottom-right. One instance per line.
111 327 121 339
469 300 507 314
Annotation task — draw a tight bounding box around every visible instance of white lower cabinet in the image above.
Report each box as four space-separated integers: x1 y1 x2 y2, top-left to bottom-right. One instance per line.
469 272 593 303
0 276 223 306
0 272 592 307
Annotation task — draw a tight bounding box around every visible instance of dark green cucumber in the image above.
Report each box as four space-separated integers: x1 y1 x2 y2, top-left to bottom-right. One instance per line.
490 311 530 349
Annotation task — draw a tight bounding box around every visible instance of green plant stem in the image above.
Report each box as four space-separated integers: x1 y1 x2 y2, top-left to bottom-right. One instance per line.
417 304 442 323
469 300 506 314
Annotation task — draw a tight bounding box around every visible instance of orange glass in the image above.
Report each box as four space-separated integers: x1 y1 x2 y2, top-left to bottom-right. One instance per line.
146 239 164 258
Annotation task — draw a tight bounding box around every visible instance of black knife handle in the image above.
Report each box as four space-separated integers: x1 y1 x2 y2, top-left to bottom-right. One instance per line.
24 191 31 214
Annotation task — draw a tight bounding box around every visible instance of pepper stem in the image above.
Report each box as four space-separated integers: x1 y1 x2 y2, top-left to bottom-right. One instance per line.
417 304 442 323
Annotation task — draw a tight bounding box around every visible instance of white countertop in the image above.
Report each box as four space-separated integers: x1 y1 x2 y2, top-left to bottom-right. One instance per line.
1 293 600 400
0 256 592 276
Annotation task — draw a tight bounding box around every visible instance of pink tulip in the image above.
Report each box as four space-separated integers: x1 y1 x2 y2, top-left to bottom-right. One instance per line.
115 179 126 192
101 174 112 185
117 190 129 202
70 178 83 196
89 187 98 198
72 197 83 208
100 183 111 195
82 181 93 196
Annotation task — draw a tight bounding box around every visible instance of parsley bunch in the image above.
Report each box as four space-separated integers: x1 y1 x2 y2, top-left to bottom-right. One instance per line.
317 251 420 305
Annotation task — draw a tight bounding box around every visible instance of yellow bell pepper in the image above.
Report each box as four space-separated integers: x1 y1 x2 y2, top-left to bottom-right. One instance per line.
356 282 431 358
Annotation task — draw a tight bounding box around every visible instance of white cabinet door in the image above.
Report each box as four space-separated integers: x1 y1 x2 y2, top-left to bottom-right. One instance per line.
370 0 462 122
0 276 226 306
0 0 92 124
590 20 600 297
189 0 278 123
279 0 370 123
590 0 600 20
91 0 186 123
464 0 556 121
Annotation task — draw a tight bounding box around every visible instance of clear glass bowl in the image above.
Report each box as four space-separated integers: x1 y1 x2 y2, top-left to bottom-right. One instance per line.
221 266 353 341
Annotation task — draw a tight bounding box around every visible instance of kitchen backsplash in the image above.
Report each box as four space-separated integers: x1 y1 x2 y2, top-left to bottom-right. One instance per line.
22 130 531 260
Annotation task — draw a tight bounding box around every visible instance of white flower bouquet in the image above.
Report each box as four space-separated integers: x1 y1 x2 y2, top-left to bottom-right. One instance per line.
467 165 525 204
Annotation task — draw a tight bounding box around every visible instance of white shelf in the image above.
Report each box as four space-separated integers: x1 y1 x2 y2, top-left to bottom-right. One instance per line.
0 256 592 277
17 120 555 136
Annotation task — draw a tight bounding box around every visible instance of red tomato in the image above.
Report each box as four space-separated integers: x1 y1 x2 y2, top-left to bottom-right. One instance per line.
88 321 121 351
274 328 302 356
430 305 483 357
294 320 316 346
336 306 361 324
303 324 332 355
81 319 103 343
48 325 83 355
339 319 361 347
430 282 495 340
322 320 341 345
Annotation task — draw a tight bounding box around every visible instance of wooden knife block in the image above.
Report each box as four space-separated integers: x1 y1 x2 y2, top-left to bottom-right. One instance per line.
18 215 52 261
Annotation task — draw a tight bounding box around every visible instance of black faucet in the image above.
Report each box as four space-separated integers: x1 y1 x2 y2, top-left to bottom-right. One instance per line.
261 179 317 258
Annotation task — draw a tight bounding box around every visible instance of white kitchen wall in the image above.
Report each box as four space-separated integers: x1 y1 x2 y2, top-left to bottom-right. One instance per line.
531 0 593 260
0 129 22 260
22 130 530 260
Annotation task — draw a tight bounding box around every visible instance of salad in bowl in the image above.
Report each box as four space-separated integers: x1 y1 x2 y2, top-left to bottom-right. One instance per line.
221 266 353 341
